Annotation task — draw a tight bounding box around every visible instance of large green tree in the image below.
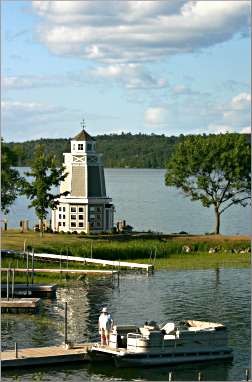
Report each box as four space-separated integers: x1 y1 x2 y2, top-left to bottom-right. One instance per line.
1 141 21 214
165 134 251 234
20 145 69 235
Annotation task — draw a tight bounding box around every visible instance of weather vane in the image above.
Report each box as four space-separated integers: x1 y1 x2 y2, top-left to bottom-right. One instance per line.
81 118 86 130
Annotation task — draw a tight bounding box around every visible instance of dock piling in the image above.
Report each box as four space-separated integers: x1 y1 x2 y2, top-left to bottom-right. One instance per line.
245 368 249 381
117 261 120 287
168 371 172 381
15 342 18 358
64 302 68 346
198 371 203 381
7 268 9 301
31 249 35 284
11 268 15 300
26 251 29 296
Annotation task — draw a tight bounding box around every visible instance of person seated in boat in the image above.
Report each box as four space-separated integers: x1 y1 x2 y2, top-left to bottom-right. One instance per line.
98 307 113 346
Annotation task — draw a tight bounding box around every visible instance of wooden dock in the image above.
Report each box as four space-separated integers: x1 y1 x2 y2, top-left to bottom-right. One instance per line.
1 283 57 297
1 343 93 368
1 298 41 312
25 252 154 272
1 268 118 275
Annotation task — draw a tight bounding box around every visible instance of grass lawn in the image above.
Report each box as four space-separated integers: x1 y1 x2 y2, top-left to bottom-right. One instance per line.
1 230 250 271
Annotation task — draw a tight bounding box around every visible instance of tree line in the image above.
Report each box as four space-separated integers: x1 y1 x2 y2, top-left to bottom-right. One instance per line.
6 133 184 168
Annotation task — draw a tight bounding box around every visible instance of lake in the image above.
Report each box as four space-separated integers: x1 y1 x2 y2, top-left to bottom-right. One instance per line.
1 268 250 381
5 168 251 235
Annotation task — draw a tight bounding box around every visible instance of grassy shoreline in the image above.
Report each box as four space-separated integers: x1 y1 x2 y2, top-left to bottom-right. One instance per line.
1 230 250 272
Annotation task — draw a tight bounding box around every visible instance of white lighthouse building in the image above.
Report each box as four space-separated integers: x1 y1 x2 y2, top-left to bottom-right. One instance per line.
52 127 114 233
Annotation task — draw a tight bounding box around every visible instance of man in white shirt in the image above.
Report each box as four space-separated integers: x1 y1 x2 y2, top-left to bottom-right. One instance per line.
98 307 113 346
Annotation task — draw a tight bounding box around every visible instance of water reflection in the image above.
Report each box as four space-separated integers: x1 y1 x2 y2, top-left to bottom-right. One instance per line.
1 269 250 381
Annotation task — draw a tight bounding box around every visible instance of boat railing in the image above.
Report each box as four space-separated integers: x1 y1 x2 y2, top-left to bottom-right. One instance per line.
127 333 142 339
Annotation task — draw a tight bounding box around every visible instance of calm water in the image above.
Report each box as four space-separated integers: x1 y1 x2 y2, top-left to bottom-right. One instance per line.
1 269 250 381
5 168 251 235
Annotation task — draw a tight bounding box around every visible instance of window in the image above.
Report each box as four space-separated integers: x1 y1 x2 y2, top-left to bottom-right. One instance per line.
79 207 84 212
87 143 92 150
79 222 84 227
78 144 83 150
63 207 65 212
71 222 76 227
59 207 62 211
79 215 84 220
71 215 76 220
90 207 95 212
63 215 65 219
59 222 61 226
97 207 102 213
71 207 76 212
63 222 65 227
59 214 62 219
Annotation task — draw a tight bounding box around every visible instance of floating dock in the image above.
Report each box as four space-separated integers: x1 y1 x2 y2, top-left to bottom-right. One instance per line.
25 252 154 272
1 268 118 275
1 343 93 368
1 298 41 313
1 283 57 297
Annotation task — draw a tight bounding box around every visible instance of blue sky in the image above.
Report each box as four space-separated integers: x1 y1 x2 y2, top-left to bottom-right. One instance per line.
2 0 251 142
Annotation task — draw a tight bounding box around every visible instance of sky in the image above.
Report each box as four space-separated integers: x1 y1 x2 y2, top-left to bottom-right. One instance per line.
1 0 251 142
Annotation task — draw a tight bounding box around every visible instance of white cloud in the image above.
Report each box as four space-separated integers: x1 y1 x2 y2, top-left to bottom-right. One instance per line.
207 124 234 134
32 1 250 64
222 92 251 128
92 64 167 89
231 92 251 110
240 126 251 134
144 107 166 125
1 100 77 141
2 73 90 90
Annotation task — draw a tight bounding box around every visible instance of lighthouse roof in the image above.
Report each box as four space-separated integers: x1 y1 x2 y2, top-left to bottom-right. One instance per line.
73 130 95 141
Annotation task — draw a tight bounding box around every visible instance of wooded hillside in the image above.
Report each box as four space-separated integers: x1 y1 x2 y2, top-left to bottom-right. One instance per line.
5 133 250 168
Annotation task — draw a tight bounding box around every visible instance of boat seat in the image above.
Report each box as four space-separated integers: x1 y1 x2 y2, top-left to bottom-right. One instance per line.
161 322 175 334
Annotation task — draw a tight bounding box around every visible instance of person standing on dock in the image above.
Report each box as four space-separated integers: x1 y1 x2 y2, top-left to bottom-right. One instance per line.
98 307 113 346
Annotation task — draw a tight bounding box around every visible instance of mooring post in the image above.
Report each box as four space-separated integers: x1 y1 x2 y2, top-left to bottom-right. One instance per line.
117 261 120 287
168 371 172 381
26 251 29 296
12 268 15 300
64 301 68 346
31 248 34 284
23 239 26 254
198 371 203 381
6 268 9 301
90 241 93 259
245 368 249 381
15 342 18 358
67 248 69 270
60 249 62 271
